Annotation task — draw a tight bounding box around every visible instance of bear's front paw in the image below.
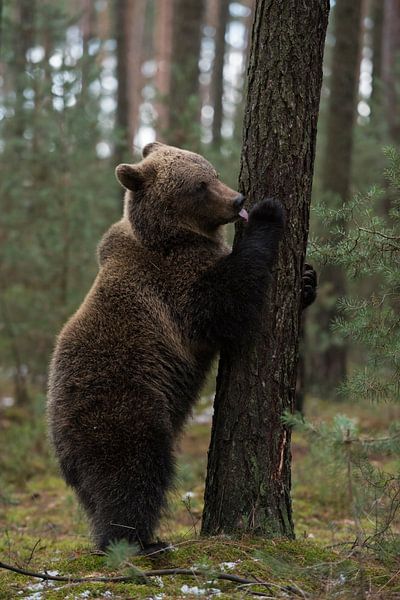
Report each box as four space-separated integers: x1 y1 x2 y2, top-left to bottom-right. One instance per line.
248 198 285 229
301 263 317 309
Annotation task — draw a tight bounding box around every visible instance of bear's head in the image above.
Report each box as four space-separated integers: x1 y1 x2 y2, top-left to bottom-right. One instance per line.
115 142 247 246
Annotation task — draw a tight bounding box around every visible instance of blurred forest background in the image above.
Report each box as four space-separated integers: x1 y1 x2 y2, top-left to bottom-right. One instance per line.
0 0 400 598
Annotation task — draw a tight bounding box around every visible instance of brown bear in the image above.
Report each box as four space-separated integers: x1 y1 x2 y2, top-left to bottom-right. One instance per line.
47 142 313 553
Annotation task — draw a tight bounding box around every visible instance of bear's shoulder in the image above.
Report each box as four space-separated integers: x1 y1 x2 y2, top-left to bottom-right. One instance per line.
97 219 137 266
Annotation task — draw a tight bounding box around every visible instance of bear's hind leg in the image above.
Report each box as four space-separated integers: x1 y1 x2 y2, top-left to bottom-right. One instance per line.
88 435 175 553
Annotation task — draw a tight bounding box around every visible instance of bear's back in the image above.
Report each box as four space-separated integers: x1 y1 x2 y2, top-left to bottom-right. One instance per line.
48 218 227 428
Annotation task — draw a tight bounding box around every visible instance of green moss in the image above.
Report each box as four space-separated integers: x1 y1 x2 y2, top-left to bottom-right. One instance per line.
1 398 399 598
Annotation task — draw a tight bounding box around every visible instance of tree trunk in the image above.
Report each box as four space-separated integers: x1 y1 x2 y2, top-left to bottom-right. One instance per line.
382 0 400 141
115 0 146 158
14 0 35 137
80 0 96 100
154 0 173 137
202 0 329 538
0 0 3 54
126 0 146 146
370 0 384 106
211 0 230 148
168 0 205 149
315 0 363 394
115 0 130 164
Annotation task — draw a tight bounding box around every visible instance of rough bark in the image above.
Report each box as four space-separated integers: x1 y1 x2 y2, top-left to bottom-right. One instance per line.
315 0 363 393
168 0 205 149
202 0 329 537
211 0 230 148
382 0 400 141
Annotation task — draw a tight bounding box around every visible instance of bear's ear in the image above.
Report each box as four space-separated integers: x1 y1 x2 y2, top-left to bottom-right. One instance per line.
142 141 164 158
115 163 144 191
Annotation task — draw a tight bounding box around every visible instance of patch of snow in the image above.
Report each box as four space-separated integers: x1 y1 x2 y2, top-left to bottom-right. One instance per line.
219 561 239 570
0 396 14 407
182 491 196 501
180 585 221 596
152 575 164 587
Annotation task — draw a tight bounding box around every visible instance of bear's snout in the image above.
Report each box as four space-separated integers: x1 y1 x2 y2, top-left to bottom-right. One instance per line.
233 194 245 209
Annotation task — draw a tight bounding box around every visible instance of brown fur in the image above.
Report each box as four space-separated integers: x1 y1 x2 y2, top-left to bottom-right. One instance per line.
47 142 285 551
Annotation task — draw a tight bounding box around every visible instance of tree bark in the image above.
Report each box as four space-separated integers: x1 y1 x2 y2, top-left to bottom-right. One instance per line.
202 0 329 538
168 0 205 149
315 0 363 393
211 0 230 148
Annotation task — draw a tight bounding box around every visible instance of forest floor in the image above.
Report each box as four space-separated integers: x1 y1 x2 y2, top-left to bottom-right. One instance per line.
0 392 399 599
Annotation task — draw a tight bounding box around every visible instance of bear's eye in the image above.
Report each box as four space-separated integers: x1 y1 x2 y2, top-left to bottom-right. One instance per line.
195 182 208 194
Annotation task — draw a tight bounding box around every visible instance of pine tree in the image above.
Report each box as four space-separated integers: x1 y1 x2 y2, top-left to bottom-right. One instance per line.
202 0 330 538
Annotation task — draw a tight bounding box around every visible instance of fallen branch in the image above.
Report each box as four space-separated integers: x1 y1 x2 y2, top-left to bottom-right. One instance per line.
0 560 300 597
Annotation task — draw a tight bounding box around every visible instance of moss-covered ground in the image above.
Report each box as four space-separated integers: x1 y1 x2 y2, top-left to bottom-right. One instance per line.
0 392 399 599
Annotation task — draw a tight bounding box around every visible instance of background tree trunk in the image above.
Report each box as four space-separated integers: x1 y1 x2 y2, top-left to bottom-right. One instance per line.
115 0 130 164
154 0 173 137
115 0 146 157
211 0 230 148
0 0 3 54
126 0 146 146
202 0 330 538
168 0 205 149
382 0 400 141
80 0 96 100
314 0 363 395
14 0 35 137
370 0 384 106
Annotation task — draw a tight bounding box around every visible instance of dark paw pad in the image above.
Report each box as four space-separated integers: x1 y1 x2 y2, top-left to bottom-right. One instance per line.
248 197 285 228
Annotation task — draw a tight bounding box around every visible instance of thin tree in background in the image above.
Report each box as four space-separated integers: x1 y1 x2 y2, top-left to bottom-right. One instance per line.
0 0 3 54
211 0 230 148
115 0 147 159
126 0 146 146
382 0 400 141
168 0 205 148
14 0 35 137
154 0 173 137
115 0 130 163
315 0 363 394
370 0 383 107
202 0 329 537
80 0 96 98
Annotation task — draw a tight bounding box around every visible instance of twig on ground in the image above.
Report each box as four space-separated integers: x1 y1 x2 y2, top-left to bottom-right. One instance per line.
25 539 42 566
0 560 278 596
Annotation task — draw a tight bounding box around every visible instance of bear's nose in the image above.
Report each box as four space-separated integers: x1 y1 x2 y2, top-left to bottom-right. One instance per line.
233 194 245 209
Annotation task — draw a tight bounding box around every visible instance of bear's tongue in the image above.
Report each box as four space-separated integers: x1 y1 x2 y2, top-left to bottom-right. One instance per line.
239 208 249 222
